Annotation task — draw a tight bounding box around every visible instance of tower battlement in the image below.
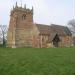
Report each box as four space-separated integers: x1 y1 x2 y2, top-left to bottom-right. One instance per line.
7 2 34 48
11 2 33 16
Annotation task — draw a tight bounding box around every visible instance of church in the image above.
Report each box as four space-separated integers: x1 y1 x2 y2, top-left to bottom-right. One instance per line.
7 3 73 48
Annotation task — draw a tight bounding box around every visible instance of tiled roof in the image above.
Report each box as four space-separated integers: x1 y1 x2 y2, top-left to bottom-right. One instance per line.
36 24 72 36
36 24 51 35
51 24 72 36
49 33 57 42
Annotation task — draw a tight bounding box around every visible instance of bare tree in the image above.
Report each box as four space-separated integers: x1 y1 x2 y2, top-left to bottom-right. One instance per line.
68 20 75 46
0 25 8 46
68 20 75 36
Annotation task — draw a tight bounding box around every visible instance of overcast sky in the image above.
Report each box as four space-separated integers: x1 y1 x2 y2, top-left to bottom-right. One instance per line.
0 0 75 26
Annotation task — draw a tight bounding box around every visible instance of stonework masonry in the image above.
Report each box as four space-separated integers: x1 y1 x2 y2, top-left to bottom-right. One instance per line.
7 3 73 48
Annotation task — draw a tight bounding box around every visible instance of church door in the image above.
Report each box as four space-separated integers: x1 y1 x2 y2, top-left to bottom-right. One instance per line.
53 34 60 47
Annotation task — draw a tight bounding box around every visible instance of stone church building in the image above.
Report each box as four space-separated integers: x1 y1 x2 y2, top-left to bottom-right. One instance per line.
7 3 73 48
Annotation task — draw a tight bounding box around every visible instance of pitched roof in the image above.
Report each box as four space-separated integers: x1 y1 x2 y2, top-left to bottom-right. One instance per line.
51 24 72 36
64 27 72 36
36 24 51 35
36 24 72 36
49 33 57 42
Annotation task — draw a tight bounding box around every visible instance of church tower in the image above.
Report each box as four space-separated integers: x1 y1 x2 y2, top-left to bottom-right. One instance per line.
7 2 34 48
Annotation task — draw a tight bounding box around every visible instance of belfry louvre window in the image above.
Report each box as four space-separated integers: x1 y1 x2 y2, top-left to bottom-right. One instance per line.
22 14 26 20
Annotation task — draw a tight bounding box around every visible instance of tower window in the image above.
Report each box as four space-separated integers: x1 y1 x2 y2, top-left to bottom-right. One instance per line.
22 14 26 20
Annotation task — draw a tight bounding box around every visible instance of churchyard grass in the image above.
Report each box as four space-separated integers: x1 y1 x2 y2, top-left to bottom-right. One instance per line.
0 47 75 75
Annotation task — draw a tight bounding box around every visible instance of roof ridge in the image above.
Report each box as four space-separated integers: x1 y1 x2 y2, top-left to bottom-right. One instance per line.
36 23 50 26
51 24 65 27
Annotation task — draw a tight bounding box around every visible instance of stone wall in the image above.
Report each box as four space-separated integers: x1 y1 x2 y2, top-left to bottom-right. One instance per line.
59 36 73 47
7 5 73 48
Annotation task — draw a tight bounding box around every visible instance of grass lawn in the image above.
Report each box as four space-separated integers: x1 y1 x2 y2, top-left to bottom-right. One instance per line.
0 47 75 75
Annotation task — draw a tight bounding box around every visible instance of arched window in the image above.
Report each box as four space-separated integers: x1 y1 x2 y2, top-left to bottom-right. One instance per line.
22 14 26 20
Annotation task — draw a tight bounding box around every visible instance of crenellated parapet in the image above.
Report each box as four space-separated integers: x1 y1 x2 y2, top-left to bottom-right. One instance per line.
11 2 33 16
